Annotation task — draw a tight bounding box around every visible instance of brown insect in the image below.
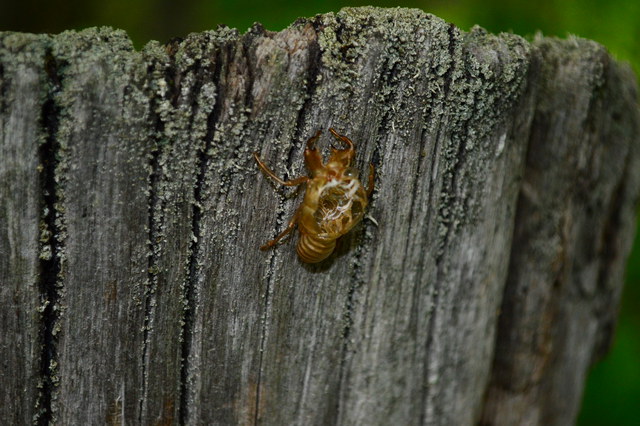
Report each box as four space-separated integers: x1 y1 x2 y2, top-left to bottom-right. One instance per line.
254 128 374 263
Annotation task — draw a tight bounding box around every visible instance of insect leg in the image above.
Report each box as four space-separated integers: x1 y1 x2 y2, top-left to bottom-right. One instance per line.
304 131 324 173
306 130 322 149
329 128 354 151
260 209 299 250
253 152 309 186
367 163 375 198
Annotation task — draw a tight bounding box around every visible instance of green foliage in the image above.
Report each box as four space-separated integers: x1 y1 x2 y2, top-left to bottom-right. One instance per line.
1 0 638 423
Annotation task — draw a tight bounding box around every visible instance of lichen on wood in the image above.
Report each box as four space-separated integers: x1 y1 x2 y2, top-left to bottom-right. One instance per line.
0 6 638 425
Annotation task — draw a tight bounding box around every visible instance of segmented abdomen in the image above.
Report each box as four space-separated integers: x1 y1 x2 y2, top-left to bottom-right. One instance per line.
296 233 337 263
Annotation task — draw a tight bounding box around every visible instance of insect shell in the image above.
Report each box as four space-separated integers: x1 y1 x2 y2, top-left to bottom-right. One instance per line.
253 128 374 263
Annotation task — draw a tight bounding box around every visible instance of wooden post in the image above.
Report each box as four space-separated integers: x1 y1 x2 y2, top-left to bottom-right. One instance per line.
1 7 638 425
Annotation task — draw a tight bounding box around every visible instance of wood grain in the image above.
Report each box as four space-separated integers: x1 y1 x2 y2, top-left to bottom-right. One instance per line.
481 36 640 426
0 32 50 426
0 7 638 425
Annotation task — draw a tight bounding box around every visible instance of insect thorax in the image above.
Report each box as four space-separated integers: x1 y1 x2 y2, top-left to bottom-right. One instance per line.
313 177 366 237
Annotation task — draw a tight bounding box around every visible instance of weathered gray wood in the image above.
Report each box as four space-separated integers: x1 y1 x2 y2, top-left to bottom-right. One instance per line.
480 36 640 426
0 7 638 426
45 30 152 424
0 33 50 425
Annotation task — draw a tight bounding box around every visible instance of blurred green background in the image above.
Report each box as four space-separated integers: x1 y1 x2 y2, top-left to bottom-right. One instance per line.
1 0 638 424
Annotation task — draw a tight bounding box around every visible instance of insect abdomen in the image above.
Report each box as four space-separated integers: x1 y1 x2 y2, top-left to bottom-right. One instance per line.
296 233 337 263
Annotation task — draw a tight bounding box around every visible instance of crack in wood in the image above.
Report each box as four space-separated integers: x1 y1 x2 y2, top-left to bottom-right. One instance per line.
253 128 300 426
254 26 322 425
35 46 64 426
242 28 259 113
139 71 165 424
420 23 462 424
0 61 6 116
333 230 365 424
433 25 462 266
291 24 322 164
178 46 225 425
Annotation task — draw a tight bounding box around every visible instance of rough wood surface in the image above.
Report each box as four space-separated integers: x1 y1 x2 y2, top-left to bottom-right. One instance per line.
0 7 638 426
481 37 640 426
0 33 48 425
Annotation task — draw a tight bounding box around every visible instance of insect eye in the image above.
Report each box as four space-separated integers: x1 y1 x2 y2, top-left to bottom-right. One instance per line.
344 167 357 178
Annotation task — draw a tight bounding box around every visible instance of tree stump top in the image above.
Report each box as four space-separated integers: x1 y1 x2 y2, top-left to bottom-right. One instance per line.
1 7 638 425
